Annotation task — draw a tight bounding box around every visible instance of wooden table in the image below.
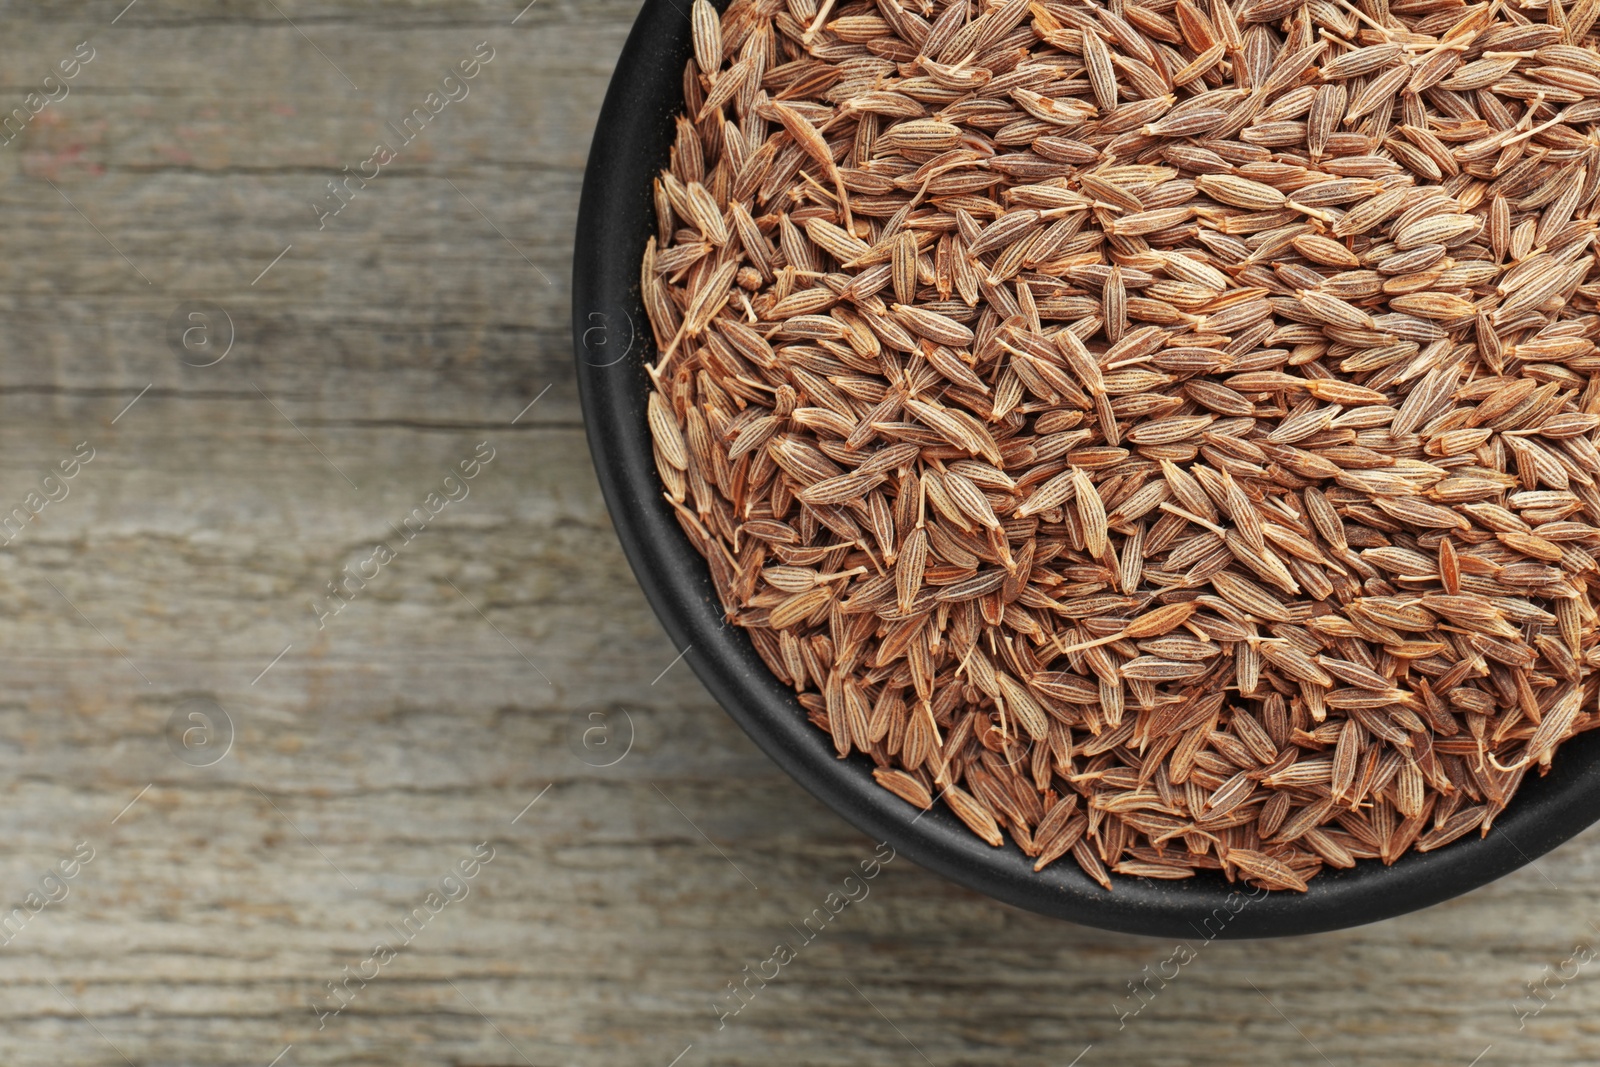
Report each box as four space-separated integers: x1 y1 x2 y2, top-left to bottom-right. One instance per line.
0 2 1596 1064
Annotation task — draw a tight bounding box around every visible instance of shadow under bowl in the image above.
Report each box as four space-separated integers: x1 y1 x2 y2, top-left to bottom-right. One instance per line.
570 0 1600 938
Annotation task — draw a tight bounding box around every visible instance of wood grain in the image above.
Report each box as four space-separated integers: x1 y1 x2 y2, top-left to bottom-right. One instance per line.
0 1 1596 1064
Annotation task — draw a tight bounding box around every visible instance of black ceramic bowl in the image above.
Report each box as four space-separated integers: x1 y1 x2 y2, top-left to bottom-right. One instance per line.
571 0 1600 938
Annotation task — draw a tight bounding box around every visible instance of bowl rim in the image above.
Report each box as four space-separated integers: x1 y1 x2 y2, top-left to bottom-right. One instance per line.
570 0 1600 939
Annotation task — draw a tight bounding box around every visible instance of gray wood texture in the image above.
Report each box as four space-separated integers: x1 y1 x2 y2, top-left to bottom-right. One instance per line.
0 1 1596 1064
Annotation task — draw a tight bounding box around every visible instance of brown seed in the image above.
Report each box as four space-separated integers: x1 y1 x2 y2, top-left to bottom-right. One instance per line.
945 785 1005 847
873 768 933 810
1081 29 1118 112
1227 849 1310 892
1196 173 1287 210
691 0 722 76
643 0 1600 894
1292 233 1360 268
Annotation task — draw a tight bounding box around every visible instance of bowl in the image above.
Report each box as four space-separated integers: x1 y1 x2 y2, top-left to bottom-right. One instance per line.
570 0 1600 938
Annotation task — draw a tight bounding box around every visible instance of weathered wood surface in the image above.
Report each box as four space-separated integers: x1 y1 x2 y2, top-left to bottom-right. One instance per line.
0 1 1597 1064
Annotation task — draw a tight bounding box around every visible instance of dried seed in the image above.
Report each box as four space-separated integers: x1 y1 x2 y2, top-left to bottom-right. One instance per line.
643 0 1600 894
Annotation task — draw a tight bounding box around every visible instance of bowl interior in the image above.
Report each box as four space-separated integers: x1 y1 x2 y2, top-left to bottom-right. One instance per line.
570 0 1600 938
